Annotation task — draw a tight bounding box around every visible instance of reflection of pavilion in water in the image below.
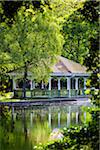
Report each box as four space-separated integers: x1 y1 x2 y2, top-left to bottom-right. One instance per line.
11 105 87 129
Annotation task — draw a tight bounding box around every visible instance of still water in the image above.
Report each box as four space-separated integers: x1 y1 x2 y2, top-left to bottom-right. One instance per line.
0 101 90 150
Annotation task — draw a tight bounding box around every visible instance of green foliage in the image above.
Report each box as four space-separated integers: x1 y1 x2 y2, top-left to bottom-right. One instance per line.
46 0 85 21
1 5 63 82
62 0 99 106
0 0 42 24
80 0 99 23
81 0 99 106
62 10 98 64
84 35 99 106
0 21 18 78
0 75 11 95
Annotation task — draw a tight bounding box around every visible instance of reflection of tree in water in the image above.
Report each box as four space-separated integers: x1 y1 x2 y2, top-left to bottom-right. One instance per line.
10 106 15 132
15 108 29 140
0 105 11 148
0 106 33 150
22 108 28 141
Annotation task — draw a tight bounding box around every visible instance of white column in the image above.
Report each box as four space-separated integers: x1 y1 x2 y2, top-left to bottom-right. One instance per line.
58 78 61 90
30 80 33 90
41 81 44 89
48 77 51 91
75 78 78 90
76 112 79 124
13 78 16 90
84 78 87 90
67 77 71 97
58 112 60 128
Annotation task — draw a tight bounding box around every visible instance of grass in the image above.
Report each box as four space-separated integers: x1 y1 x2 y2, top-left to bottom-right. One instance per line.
0 92 20 102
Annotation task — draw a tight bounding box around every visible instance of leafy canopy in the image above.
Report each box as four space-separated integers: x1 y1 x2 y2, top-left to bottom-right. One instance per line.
1 5 64 82
62 10 98 64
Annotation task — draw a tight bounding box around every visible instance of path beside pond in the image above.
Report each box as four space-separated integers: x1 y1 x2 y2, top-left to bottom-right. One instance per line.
0 97 90 107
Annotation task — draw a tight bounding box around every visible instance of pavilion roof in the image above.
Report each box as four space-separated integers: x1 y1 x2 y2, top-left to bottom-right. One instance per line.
51 56 87 74
9 56 88 77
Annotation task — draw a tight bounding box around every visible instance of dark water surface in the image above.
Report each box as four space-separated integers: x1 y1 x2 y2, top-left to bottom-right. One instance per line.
0 100 90 150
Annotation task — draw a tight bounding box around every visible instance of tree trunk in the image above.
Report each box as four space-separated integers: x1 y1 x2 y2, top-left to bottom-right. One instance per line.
23 62 27 98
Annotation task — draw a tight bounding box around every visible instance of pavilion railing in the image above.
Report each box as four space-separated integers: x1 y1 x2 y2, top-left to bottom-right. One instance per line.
13 88 87 99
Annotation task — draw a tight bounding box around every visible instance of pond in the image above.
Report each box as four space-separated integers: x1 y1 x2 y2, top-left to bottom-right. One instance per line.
0 101 90 150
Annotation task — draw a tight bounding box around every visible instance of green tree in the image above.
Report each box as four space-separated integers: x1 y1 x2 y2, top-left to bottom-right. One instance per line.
62 0 99 105
2 5 63 97
81 0 99 105
0 0 44 24
47 0 85 19
62 10 98 64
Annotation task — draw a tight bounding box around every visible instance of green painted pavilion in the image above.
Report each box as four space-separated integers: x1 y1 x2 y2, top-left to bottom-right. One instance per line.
9 56 90 98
